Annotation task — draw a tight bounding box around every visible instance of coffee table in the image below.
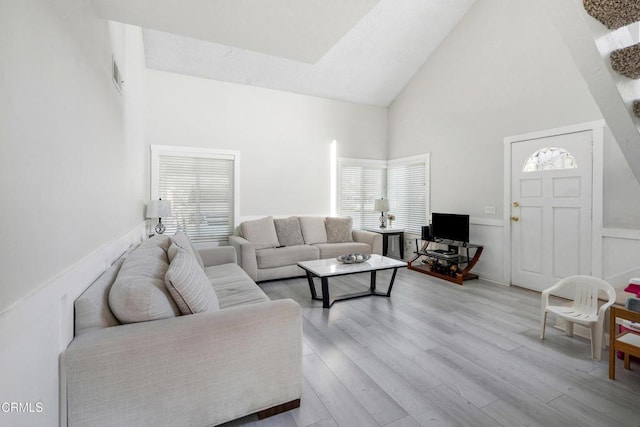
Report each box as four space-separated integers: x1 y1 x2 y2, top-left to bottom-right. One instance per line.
298 254 407 308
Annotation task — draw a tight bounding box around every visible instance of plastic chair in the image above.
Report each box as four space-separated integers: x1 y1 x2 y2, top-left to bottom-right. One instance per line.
540 275 616 360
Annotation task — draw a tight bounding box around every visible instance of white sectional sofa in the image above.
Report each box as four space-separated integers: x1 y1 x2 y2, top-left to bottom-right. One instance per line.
229 216 382 282
61 233 302 427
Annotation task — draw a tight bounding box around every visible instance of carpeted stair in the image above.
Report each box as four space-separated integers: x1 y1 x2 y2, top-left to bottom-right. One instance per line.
634 99 640 117
611 43 640 79
584 0 640 30
584 0 640 117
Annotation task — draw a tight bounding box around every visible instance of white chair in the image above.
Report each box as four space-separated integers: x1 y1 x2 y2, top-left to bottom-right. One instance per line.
540 275 616 360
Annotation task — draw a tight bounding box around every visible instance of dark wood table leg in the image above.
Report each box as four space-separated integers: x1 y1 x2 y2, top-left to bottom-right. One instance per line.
321 277 330 309
399 233 404 259
382 235 388 256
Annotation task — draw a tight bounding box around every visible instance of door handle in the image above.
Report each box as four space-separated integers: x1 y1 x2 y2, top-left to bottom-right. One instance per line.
511 216 519 222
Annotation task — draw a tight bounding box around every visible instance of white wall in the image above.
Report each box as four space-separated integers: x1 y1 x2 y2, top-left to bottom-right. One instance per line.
389 0 607 220
145 70 388 219
388 0 640 284
0 0 147 423
0 1 146 313
603 127 640 228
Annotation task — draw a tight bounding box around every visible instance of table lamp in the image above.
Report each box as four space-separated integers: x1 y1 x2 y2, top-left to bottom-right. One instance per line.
146 199 172 234
374 198 390 228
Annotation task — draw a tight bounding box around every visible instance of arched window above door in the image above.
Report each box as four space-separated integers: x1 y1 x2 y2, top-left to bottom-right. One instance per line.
522 147 577 172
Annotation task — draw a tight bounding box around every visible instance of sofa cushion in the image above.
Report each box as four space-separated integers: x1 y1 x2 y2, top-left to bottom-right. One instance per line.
256 245 320 269
325 217 354 243
204 263 270 308
240 216 280 249
171 231 204 269
165 248 220 315
109 237 180 324
167 241 180 263
75 258 124 336
299 216 327 244
313 242 372 259
274 217 305 246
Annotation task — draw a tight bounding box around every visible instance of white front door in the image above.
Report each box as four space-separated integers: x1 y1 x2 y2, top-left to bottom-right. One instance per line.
510 130 593 293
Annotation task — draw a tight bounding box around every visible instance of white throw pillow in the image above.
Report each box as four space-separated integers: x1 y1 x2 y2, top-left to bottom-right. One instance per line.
240 216 280 249
165 248 220 315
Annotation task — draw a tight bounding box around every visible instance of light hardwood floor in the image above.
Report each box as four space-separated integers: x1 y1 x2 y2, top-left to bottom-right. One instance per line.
221 269 640 427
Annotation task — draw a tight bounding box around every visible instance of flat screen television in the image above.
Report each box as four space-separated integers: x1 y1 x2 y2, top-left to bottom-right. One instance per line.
430 213 470 243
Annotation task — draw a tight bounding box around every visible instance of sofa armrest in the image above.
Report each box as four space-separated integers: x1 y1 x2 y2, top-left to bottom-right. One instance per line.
62 299 302 427
352 230 383 255
229 235 259 281
198 246 237 267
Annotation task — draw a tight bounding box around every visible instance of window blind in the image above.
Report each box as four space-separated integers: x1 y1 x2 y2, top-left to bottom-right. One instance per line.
387 156 430 234
339 160 387 229
156 152 235 243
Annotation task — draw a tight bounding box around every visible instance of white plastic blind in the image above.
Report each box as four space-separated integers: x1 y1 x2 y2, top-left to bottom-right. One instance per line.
157 153 235 243
387 156 429 234
339 161 387 229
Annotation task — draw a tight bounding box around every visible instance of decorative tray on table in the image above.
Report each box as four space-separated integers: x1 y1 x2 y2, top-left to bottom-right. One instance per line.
337 253 371 264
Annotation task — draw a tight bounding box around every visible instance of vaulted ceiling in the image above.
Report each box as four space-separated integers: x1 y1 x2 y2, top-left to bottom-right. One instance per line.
92 0 477 106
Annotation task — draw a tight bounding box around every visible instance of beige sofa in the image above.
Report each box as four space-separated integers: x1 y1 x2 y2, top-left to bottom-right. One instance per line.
61 233 302 427
229 216 382 282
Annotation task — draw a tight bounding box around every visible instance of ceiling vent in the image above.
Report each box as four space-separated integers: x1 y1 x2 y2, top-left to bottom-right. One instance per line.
112 57 123 93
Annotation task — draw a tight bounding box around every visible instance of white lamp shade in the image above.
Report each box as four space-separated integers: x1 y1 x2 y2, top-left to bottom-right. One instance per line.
146 200 172 218
374 198 390 211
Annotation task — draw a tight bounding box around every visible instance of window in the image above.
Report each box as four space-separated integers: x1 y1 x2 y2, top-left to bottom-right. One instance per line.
338 158 387 229
523 147 577 172
387 155 430 234
151 145 239 243
338 154 430 234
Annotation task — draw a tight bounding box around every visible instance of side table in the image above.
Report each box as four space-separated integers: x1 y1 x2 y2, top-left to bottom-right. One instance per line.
365 228 405 259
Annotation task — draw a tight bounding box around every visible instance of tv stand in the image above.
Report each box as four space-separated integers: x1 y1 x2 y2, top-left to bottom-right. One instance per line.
408 239 483 285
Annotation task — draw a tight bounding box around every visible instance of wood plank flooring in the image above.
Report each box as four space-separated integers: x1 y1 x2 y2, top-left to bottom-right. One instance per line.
220 269 640 427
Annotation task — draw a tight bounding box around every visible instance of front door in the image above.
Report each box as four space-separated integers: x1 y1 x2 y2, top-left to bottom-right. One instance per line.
510 130 593 293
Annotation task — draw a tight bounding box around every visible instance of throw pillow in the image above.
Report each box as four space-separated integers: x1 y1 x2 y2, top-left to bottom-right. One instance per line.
75 257 124 335
274 217 304 246
171 231 205 269
325 217 354 243
299 216 328 244
165 248 220 315
239 216 280 249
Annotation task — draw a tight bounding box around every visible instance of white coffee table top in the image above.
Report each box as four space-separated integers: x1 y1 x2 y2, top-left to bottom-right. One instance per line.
298 254 407 277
